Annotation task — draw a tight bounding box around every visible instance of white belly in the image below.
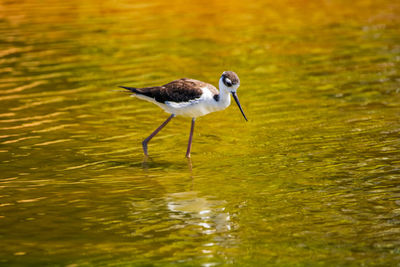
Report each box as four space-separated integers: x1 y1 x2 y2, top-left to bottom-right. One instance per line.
165 100 220 117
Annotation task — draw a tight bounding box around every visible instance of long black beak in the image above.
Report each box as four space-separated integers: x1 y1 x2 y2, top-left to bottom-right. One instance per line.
231 92 248 121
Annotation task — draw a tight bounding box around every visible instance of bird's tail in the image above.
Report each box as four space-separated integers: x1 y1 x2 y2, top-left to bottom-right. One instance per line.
119 86 139 93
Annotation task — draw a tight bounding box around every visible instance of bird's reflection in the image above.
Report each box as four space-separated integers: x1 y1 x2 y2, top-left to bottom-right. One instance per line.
129 156 235 265
166 191 233 235
187 157 193 172
141 155 151 169
139 156 233 234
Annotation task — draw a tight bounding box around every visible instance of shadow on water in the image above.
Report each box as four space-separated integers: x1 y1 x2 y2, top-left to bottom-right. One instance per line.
105 156 193 171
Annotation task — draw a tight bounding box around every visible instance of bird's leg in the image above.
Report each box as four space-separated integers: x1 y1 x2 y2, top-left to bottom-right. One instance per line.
185 117 196 158
142 114 175 156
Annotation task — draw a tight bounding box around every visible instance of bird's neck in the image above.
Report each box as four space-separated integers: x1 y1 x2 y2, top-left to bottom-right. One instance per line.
217 87 231 109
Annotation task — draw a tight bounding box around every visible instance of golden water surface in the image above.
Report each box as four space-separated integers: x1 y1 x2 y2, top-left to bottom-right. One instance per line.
1 0 400 265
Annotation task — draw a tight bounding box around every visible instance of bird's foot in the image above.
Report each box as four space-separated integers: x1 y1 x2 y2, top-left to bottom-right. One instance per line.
142 141 149 157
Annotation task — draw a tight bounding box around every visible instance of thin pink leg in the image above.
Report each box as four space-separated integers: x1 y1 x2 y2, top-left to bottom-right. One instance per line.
186 118 195 158
143 114 175 156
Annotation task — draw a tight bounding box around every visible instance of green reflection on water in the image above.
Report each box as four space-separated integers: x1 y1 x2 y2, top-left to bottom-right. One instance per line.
0 0 399 265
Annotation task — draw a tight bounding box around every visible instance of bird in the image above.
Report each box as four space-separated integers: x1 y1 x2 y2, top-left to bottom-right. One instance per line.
119 71 247 158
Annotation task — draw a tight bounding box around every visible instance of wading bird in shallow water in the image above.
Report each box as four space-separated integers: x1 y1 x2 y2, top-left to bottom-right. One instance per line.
120 71 247 158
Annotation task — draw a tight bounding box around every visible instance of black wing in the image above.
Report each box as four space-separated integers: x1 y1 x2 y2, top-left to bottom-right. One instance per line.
121 78 209 103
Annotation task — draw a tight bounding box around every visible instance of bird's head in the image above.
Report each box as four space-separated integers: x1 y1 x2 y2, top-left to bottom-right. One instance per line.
219 71 247 121
219 71 240 93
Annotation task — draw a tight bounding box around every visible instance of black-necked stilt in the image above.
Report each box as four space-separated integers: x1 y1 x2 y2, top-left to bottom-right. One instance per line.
120 71 247 158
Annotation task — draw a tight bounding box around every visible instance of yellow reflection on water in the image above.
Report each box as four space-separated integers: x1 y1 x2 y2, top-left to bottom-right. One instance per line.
0 0 399 266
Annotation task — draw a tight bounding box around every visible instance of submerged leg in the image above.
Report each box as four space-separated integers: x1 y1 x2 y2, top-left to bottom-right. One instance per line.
185 117 196 158
143 114 175 156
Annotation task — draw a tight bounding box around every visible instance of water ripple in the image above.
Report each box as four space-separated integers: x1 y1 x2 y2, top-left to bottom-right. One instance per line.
0 0 399 266
0 80 47 95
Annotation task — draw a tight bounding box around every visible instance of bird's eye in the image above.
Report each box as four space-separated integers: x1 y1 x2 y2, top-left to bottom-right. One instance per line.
224 78 232 87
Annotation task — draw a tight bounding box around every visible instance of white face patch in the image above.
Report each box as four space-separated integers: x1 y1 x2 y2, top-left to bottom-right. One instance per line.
224 78 232 87
230 84 240 92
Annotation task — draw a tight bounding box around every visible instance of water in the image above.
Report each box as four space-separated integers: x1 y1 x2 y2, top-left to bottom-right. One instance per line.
1 0 400 265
